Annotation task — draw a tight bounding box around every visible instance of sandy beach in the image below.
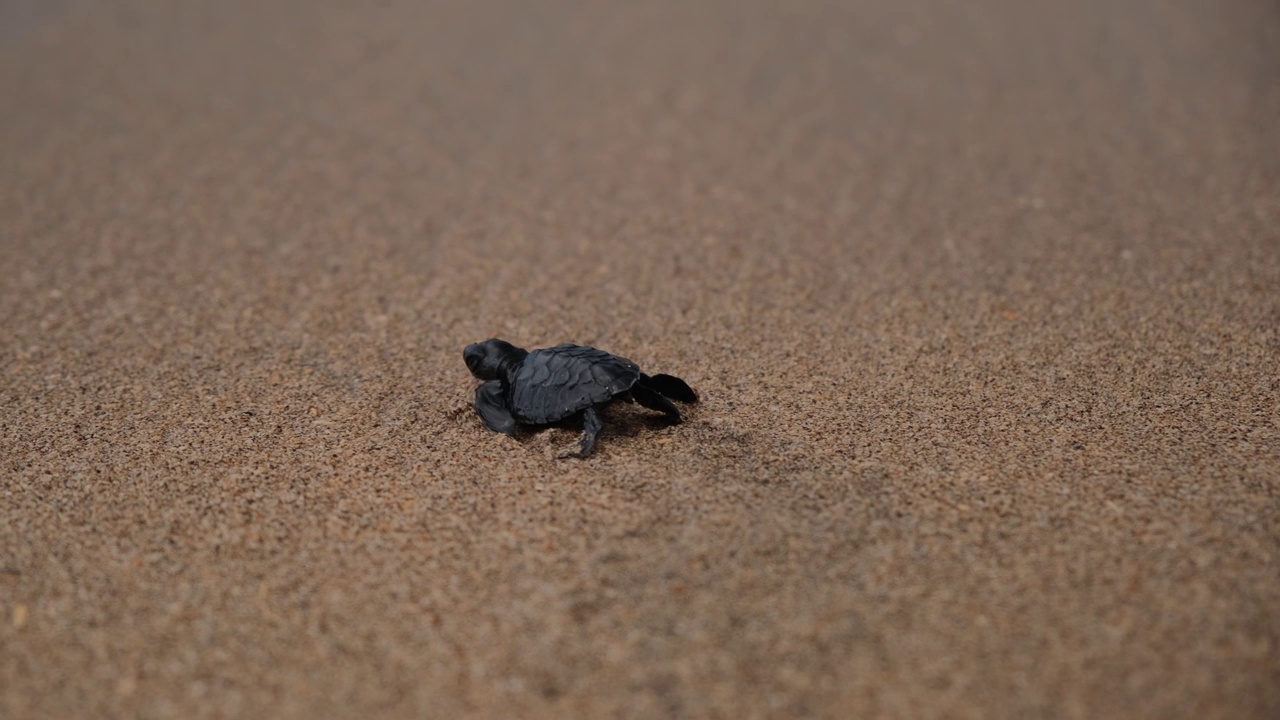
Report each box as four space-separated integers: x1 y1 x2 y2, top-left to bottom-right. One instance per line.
2 0 1278 717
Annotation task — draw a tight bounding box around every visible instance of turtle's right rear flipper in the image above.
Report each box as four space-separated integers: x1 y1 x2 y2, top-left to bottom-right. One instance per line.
632 382 681 422
640 373 698 403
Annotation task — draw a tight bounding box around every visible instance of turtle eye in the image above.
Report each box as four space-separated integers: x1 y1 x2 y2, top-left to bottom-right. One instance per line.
463 346 486 376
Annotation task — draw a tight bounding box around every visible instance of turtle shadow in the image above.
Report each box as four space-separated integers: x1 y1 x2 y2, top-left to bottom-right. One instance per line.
452 397 679 448
600 406 681 439
531 404 677 441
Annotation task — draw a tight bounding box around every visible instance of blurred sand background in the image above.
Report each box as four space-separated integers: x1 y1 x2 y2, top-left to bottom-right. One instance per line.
2 0 1278 717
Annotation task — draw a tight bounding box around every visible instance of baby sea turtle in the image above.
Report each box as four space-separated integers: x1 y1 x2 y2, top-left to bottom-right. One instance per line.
463 339 699 458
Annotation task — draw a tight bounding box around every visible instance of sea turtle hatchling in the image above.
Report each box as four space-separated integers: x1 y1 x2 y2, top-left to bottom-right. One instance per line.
463 339 699 458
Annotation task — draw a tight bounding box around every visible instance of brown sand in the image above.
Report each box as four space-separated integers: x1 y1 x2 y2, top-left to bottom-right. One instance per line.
2 0 1279 717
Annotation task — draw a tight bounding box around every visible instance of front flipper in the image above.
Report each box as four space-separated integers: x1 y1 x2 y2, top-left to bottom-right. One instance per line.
561 404 605 459
475 380 518 437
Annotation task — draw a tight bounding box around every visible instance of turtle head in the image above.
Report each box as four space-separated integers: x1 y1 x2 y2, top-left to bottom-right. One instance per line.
463 339 528 381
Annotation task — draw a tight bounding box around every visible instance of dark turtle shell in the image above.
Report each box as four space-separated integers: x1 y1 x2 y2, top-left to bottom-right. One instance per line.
509 344 640 424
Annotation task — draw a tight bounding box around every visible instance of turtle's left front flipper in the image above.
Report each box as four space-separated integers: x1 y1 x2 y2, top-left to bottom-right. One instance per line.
475 380 518 437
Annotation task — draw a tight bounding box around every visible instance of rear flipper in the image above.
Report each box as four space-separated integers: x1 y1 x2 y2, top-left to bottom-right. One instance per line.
475 380 518 436
640 373 698 403
562 404 605 459
633 380 683 422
